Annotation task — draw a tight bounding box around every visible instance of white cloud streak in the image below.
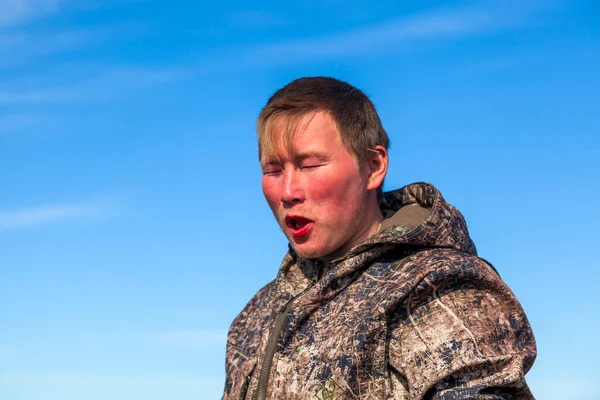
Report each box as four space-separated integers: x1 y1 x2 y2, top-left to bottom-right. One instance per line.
0 3 147 70
0 0 63 27
0 27 108 69
0 199 120 230
0 66 191 105
155 329 227 350
0 112 50 132
0 88 75 104
235 0 557 65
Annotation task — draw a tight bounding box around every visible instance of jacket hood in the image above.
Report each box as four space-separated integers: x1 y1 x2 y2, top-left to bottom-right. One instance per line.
374 182 477 255
276 182 477 300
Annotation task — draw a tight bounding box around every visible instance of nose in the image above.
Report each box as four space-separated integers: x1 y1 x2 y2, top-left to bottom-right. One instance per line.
280 167 304 205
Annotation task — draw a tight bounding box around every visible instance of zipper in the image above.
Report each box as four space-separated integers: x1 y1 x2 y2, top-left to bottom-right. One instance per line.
253 280 315 400
240 374 252 400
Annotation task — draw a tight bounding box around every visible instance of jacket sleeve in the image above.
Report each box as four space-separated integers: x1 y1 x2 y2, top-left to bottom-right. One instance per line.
388 254 536 399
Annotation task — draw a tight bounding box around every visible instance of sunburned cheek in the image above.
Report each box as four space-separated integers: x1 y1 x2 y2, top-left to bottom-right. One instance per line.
262 181 279 204
307 173 349 198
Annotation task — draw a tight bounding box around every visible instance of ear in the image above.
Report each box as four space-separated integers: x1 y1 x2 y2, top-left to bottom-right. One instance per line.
366 145 388 191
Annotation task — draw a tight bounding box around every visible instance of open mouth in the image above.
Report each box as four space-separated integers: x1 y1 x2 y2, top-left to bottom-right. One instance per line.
285 215 314 238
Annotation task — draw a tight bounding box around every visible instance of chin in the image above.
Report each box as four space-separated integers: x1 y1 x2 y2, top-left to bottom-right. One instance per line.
291 244 329 260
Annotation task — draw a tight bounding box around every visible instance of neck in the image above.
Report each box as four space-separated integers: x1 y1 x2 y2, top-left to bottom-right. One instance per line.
319 204 384 264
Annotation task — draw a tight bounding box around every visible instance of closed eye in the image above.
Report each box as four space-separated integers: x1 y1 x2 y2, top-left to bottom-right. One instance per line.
301 164 325 170
263 170 282 176
298 155 328 170
262 166 283 175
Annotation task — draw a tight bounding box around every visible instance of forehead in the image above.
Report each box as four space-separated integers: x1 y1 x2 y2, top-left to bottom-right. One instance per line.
260 110 342 164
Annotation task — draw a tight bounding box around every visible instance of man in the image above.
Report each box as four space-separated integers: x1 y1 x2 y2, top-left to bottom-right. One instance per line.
222 77 536 400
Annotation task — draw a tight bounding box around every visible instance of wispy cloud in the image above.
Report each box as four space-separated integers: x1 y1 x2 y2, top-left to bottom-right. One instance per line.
0 1 181 110
0 198 121 230
0 88 75 105
0 2 148 71
0 1 79 69
155 329 227 350
0 112 52 132
0 0 64 27
234 0 559 66
0 66 191 105
0 16 155 73
0 26 113 69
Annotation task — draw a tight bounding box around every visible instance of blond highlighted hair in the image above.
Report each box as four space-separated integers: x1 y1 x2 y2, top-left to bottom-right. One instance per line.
257 77 390 170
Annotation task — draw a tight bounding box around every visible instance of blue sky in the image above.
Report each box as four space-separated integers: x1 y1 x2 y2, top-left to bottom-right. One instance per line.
0 0 598 399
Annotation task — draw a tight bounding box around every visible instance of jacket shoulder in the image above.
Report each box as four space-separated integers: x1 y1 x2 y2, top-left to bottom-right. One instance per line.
386 248 536 398
386 247 523 317
228 279 277 338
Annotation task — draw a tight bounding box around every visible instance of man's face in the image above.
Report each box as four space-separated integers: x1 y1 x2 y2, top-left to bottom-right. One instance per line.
261 111 378 261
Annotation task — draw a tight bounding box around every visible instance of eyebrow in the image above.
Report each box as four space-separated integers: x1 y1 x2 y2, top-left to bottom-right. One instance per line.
260 158 282 168
295 152 329 162
261 151 328 168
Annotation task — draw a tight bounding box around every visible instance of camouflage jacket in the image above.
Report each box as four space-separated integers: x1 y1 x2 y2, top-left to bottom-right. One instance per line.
222 182 536 400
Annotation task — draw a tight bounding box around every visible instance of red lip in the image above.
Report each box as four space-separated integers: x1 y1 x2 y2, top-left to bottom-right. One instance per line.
285 215 314 238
